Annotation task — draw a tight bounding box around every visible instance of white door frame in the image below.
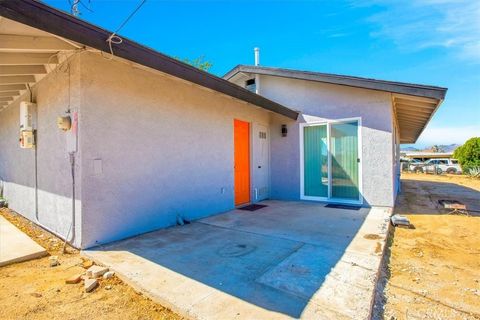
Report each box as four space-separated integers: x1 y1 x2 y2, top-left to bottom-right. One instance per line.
299 117 363 205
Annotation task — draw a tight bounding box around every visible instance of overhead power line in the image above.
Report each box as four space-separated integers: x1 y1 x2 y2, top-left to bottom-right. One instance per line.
105 0 147 58
112 0 147 36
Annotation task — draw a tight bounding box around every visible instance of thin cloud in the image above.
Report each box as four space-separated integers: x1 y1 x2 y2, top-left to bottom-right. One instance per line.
357 0 480 62
328 32 350 38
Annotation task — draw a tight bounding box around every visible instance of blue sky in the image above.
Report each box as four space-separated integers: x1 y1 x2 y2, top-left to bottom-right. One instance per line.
46 0 479 148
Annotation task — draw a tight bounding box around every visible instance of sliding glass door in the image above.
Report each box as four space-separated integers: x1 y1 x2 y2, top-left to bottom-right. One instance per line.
302 119 361 203
330 121 359 200
303 125 328 198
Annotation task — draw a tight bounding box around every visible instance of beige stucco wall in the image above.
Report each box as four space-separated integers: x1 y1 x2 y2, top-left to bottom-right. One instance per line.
254 75 395 207
79 53 273 248
0 56 82 247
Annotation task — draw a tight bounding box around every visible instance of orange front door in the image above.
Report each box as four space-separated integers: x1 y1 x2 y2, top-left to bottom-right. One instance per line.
234 119 250 206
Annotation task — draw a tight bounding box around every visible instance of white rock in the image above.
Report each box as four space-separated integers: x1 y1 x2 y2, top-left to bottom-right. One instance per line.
84 278 98 292
103 271 115 279
391 214 411 227
86 265 109 278
49 255 60 267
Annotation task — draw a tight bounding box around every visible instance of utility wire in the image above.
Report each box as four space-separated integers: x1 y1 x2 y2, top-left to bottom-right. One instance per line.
105 0 147 58
68 0 93 16
112 0 147 36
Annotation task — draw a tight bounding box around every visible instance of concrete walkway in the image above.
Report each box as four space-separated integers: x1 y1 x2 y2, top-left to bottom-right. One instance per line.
0 215 47 267
84 201 391 319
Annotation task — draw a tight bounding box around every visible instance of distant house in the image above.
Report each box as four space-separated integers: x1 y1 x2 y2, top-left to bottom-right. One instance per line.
401 151 454 161
0 1 447 249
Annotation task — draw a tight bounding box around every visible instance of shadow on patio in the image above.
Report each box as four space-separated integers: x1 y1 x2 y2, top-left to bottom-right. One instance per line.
84 200 389 319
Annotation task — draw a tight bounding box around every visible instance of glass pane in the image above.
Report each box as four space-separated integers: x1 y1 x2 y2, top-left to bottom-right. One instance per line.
331 121 359 200
304 125 328 197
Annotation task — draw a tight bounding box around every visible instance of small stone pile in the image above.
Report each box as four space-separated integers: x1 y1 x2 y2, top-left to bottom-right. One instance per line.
65 259 115 293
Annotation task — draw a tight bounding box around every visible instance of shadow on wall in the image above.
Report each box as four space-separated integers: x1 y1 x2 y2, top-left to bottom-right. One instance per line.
87 201 373 318
0 85 79 245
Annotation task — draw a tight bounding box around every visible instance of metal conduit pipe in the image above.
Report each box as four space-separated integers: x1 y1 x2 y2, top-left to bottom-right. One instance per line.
31 131 77 249
26 85 77 250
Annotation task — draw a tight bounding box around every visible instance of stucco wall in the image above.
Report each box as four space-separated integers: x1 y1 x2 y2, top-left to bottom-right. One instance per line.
79 53 272 248
0 56 82 247
257 75 395 207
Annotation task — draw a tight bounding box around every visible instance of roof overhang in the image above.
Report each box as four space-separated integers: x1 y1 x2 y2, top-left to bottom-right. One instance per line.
392 94 443 144
0 16 81 110
0 0 298 120
225 65 448 143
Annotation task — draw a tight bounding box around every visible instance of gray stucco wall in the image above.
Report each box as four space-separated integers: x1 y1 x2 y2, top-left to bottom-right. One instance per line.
79 53 272 248
0 56 82 247
0 52 396 249
257 75 395 207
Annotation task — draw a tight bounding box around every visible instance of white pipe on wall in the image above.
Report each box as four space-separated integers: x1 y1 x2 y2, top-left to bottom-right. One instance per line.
255 74 260 94
254 47 260 94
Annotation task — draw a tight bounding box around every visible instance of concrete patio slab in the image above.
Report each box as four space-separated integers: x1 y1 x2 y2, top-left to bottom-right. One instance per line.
0 215 48 267
256 244 342 299
83 201 391 319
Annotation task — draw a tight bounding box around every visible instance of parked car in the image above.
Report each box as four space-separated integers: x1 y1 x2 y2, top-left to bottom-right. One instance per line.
423 158 462 174
407 159 425 172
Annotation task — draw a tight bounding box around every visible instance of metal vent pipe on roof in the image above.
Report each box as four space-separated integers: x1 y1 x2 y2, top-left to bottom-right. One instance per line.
254 47 260 66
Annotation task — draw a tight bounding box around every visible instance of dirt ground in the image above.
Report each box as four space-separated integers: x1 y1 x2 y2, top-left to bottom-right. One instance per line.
375 173 480 320
2 174 479 320
0 208 182 320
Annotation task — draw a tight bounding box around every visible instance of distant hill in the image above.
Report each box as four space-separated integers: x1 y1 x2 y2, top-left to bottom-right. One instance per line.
401 144 460 153
441 144 461 152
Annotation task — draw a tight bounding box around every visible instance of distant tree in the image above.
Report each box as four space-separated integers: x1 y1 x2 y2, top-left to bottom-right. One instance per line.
175 56 213 72
453 137 480 172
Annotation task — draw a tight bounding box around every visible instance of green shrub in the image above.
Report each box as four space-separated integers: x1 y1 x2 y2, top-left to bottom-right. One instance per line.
467 167 480 178
453 137 480 172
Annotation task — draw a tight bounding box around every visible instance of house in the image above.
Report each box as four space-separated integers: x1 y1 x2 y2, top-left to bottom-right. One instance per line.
0 0 447 249
223 65 447 206
402 151 454 162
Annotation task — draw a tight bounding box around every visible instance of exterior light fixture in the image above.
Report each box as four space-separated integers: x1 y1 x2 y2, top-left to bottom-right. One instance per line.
281 124 287 137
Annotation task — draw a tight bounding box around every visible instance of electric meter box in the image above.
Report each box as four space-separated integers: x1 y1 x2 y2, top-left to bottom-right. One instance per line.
20 130 35 149
20 101 35 131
